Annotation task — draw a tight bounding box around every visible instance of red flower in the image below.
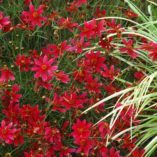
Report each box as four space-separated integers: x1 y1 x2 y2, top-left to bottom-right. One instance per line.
24 151 44 157
85 51 106 73
139 41 157 52
97 145 108 157
85 76 102 93
42 40 70 58
124 9 138 18
75 138 93 156
72 119 92 155
79 19 105 39
20 104 44 122
15 54 31 72
69 37 90 54
72 119 91 140
31 55 58 81
1 84 22 105
0 11 11 30
99 36 114 51
129 148 145 157
44 127 61 144
46 93 66 112
0 120 17 144
107 19 124 38
57 17 78 32
34 77 53 91
62 91 87 111
24 0 32 5
102 65 119 80
0 66 15 83
94 7 106 18
54 71 69 83
121 134 136 151
59 144 75 157
148 50 157 61
120 39 138 59
74 0 87 7
139 42 157 61
21 4 46 28
108 147 122 157
104 84 119 95
94 19 106 37
13 129 24 146
134 71 145 81
98 121 109 138
66 2 78 13
2 104 20 124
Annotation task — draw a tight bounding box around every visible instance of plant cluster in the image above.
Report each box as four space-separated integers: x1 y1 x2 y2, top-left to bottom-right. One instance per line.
0 0 157 156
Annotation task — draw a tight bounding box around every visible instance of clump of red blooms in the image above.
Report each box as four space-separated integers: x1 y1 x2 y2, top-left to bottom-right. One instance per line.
0 0 154 156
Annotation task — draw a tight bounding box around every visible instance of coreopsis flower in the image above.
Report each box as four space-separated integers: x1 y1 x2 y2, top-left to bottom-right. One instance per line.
115 104 138 128
57 17 78 32
0 11 11 30
73 68 91 82
97 145 108 156
84 51 106 73
42 41 71 58
44 127 61 144
72 119 92 155
99 36 114 51
85 76 102 93
21 4 47 28
108 147 122 157
129 148 145 157
15 54 31 72
74 0 87 7
139 41 157 52
120 39 138 59
0 66 15 82
69 37 90 54
59 144 75 157
102 65 119 80
148 49 157 61
13 129 24 146
54 71 69 83
24 151 44 157
79 19 105 39
24 0 32 5
79 19 96 39
94 19 106 37
34 77 53 91
139 42 157 61
121 134 136 151
72 119 91 140
134 71 145 81
0 120 17 144
104 84 119 95
66 2 78 13
98 147 122 157
2 104 20 124
1 84 22 105
31 55 58 81
62 91 87 111
107 19 124 38
94 7 106 18
20 104 44 122
124 9 138 18
98 121 109 138
75 138 93 156
46 93 66 112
